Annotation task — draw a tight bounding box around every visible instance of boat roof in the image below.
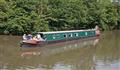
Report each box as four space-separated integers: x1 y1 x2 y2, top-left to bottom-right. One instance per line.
37 29 96 34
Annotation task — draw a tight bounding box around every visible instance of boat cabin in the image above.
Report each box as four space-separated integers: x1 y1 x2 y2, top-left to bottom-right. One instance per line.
37 29 96 42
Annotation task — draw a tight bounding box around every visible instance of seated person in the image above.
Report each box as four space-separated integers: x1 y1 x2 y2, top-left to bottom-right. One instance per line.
23 34 27 40
36 34 44 41
32 36 38 41
26 34 32 40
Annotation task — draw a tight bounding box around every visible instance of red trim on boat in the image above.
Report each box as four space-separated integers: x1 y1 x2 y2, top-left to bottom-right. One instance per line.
23 40 42 45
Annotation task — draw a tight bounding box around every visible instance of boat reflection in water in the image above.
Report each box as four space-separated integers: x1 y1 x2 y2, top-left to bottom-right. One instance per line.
20 37 100 57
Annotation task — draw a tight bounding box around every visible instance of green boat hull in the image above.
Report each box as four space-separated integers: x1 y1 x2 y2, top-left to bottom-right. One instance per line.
39 29 96 42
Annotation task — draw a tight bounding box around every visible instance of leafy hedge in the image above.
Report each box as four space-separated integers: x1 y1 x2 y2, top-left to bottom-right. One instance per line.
0 0 120 35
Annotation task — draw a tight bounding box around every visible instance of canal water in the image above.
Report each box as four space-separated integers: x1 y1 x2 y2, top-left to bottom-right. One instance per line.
0 31 120 70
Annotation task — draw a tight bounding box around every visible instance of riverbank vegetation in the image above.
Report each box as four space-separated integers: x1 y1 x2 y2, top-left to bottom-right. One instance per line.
0 0 120 35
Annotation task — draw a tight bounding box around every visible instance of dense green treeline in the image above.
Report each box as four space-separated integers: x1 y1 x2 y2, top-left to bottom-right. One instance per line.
0 0 120 35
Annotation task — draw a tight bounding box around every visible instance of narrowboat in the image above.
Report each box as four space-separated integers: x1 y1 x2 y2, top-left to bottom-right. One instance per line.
21 26 100 45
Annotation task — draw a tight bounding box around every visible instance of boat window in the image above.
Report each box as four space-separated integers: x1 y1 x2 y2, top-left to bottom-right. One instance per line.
53 36 56 39
71 34 73 37
75 33 78 37
85 32 87 36
64 34 67 38
69 34 72 37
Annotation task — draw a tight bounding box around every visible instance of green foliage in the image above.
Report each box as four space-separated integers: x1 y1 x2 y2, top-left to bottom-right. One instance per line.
0 0 120 35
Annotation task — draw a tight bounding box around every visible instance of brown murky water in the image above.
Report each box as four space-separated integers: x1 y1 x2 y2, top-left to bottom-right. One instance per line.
0 31 120 70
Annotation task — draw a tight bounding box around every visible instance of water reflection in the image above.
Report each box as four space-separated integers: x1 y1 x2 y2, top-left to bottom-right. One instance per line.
20 47 41 57
0 31 120 70
18 37 100 70
95 60 120 70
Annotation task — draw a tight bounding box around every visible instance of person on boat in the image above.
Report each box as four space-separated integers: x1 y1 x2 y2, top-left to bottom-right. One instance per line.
36 34 44 41
95 25 101 36
26 33 32 40
23 34 27 40
32 36 38 41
